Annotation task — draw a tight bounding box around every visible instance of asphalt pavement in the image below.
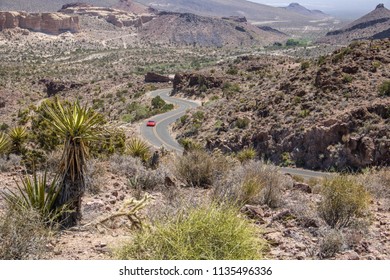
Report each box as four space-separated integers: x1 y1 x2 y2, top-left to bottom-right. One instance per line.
141 88 331 179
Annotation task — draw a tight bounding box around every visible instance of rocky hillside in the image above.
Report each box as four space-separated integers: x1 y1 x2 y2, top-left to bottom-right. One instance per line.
138 12 287 47
172 39 390 171
319 4 390 44
0 11 79 34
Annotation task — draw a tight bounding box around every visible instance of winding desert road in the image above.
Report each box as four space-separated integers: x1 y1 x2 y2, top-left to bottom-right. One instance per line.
140 88 199 153
141 88 331 179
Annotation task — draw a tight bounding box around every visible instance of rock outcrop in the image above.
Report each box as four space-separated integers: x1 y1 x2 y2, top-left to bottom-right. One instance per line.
0 11 79 35
59 3 155 28
144 72 171 83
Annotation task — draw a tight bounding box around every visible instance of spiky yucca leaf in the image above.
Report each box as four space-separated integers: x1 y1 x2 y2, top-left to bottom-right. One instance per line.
1 172 68 224
127 137 150 162
0 132 10 155
9 126 28 154
43 100 104 227
237 147 257 163
9 126 27 142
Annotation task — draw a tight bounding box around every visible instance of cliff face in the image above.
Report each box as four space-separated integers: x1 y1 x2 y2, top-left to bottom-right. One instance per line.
0 11 79 35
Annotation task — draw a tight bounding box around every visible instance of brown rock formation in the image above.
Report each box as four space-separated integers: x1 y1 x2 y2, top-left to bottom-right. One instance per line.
144 72 171 83
0 11 79 35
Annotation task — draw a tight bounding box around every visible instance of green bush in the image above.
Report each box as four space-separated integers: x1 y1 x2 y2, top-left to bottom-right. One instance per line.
318 176 371 229
115 204 266 260
378 80 390 96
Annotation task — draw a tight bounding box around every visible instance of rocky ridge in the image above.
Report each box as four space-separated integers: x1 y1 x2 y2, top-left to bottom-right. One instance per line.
319 4 390 44
0 11 79 35
172 39 390 171
138 12 287 47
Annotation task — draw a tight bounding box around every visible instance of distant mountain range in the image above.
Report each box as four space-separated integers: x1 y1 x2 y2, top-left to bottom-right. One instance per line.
0 0 330 23
283 2 328 18
318 4 390 43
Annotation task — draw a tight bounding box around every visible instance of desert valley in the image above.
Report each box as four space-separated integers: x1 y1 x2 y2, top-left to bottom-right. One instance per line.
0 0 389 261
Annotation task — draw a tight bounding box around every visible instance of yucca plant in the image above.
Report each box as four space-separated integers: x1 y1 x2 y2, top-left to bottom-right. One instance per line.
43 100 104 228
236 147 257 163
1 172 67 225
9 126 28 155
0 132 10 155
127 137 150 162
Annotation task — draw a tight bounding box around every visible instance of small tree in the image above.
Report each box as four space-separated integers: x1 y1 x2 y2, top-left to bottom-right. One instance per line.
44 100 104 228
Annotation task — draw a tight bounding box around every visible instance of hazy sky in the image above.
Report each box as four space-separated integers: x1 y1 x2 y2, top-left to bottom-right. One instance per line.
248 0 386 17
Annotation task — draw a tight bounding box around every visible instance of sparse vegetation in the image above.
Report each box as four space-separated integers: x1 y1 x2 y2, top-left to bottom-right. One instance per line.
43 100 104 228
318 176 371 229
237 147 257 163
378 80 390 96
115 204 266 260
126 137 150 162
0 132 10 155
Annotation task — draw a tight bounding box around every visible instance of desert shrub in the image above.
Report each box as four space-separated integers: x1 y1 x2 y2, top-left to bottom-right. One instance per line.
115 204 266 260
175 149 214 188
226 66 238 75
151 96 166 109
318 176 371 229
0 207 50 259
378 80 390 96
237 147 257 163
222 82 240 98
300 61 310 71
235 117 250 129
90 128 126 157
85 159 106 194
318 230 343 259
178 138 203 152
127 138 150 162
109 154 144 177
214 161 283 207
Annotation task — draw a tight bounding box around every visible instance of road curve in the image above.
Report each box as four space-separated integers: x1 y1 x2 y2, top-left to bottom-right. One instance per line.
140 88 199 153
141 88 331 179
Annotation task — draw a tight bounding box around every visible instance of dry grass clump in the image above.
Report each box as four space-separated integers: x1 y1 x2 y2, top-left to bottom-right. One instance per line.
318 176 371 229
115 203 266 260
0 207 50 259
175 149 216 188
318 230 344 259
109 154 145 177
85 159 107 194
214 161 284 207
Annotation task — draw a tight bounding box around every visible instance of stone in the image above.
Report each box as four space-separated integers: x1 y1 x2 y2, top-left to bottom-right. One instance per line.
293 182 312 193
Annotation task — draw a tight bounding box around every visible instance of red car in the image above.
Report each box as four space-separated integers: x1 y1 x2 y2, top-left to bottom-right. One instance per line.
146 120 156 127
